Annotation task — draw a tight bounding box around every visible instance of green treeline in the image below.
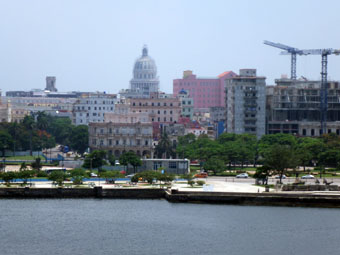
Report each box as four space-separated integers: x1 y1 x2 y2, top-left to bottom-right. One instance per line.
0 112 88 156
176 132 340 173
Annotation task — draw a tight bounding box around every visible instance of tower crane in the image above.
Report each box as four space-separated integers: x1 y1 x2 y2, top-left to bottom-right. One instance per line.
280 48 340 135
264 40 306 80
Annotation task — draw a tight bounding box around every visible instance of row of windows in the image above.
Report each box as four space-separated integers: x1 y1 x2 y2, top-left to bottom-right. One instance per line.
132 102 176 107
134 73 155 79
151 117 173 122
92 139 150 146
76 106 114 111
85 100 115 105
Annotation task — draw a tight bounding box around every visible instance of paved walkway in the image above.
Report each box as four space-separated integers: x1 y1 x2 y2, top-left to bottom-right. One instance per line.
173 179 267 193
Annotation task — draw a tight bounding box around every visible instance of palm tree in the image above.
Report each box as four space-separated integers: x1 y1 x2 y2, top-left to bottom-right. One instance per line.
155 132 175 159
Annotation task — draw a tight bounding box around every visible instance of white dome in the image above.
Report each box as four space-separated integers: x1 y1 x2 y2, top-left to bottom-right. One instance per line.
133 46 157 80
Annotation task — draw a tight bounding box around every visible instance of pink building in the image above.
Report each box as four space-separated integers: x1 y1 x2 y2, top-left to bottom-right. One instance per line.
173 70 237 109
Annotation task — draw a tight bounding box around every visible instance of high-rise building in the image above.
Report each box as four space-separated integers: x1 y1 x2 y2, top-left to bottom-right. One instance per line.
225 69 266 138
266 78 340 136
173 70 236 109
120 46 159 98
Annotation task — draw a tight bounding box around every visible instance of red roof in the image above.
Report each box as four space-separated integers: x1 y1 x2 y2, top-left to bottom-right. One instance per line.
218 71 236 78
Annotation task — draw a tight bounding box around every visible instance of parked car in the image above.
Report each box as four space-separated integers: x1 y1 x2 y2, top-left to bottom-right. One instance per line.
126 174 135 178
90 173 98 177
195 172 208 178
236 173 249 178
301 174 315 179
275 175 286 179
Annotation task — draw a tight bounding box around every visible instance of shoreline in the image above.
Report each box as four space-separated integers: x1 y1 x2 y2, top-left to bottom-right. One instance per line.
1 187 340 208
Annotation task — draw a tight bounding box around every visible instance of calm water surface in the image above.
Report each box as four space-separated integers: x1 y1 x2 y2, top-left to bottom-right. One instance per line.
0 199 339 255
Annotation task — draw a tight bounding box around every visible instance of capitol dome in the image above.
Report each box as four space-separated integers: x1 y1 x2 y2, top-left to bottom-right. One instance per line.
129 46 160 97
133 46 157 80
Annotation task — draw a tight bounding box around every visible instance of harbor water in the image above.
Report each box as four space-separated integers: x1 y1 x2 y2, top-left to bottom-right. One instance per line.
0 199 339 255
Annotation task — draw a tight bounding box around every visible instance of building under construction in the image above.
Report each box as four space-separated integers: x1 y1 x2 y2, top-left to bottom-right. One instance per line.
266 78 340 136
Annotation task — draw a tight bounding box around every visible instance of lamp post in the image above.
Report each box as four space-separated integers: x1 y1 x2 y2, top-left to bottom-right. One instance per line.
2 157 5 172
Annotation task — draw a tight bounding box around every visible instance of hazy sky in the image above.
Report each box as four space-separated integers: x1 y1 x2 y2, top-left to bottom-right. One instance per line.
1 0 340 94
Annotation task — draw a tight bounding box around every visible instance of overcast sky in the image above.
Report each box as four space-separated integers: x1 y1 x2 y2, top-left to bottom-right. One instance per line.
1 0 340 94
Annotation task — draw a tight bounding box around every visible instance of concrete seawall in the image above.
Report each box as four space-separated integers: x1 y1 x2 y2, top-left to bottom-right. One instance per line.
0 187 165 199
1 187 340 208
166 190 340 208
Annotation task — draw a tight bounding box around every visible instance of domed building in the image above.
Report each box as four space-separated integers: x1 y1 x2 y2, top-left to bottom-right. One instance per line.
130 46 159 97
120 46 159 98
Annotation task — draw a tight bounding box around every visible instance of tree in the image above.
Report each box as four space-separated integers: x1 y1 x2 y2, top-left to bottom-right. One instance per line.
100 171 123 183
258 133 297 157
108 154 116 166
0 131 13 156
119 151 142 173
36 111 49 131
253 166 272 185
188 135 220 170
203 157 225 175
296 137 325 171
263 144 298 184
69 125 89 155
70 168 88 185
1 171 17 186
48 171 66 186
23 115 36 156
176 133 196 159
31 158 42 171
18 170 34 185
155 132 175 159
83 150 107 170
20 162 28 171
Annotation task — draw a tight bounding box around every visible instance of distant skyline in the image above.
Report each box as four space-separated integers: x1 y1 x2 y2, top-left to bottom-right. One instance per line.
1 0 340 94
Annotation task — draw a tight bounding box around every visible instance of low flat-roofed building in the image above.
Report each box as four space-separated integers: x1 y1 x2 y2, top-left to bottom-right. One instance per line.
126 158 190 175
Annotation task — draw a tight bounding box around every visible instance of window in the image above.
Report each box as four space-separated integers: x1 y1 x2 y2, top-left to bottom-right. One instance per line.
170 111 172 114
153 161 162 170
152 102 154 106
109 139 112 145
164 117 166 121
169 161 177 169
116 140 119 145
94 101 97 104
158 102 160 106
100 140 104 146
109 128 112 134
164 103 166 106
92 139 96 145
164 110 166 114
145 140 148 146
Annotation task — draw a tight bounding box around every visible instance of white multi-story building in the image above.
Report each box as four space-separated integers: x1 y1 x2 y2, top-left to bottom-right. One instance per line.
73 93 117 125
225 69 266 138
